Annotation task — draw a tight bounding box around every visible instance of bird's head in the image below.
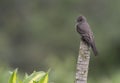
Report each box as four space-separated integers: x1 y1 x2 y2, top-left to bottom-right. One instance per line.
77 15 86 23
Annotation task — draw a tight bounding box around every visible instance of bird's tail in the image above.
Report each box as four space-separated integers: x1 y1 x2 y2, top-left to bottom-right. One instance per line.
90 41 98 56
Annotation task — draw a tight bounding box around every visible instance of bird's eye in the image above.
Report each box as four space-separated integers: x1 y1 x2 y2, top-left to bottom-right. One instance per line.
77 16 83 22
79 18 82 21
77 18 82 22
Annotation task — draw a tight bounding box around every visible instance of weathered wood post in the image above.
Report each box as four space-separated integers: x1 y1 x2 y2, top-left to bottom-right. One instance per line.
75 40 90 83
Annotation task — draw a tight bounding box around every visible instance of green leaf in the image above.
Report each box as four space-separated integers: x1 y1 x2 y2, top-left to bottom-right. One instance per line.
9 69 18 83
23 71 46 83
33 81 38 83
24 73 29 79
37 69 50 83
18 80 23 83
37 73 48 83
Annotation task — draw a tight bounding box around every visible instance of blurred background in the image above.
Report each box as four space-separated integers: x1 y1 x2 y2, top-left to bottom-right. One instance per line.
0 0 120 83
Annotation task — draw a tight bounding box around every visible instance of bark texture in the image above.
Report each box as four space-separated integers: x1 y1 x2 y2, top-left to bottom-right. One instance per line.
75 41 90 83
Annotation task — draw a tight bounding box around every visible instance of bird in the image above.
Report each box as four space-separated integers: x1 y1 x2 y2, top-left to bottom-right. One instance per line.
76 15 98 56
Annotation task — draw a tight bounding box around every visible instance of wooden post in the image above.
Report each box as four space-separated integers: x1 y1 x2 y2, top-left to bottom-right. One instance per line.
75 40 90 83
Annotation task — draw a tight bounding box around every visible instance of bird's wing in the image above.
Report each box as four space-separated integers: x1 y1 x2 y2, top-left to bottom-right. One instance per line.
76 24 85 34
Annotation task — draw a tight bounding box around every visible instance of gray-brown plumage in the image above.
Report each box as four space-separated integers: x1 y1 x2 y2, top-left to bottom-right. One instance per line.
76 15 98 56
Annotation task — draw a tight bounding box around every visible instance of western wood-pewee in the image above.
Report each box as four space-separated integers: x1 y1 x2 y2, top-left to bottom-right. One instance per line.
76 15 98 56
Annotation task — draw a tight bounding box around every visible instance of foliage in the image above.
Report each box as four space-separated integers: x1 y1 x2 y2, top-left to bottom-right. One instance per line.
8 69 49 83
